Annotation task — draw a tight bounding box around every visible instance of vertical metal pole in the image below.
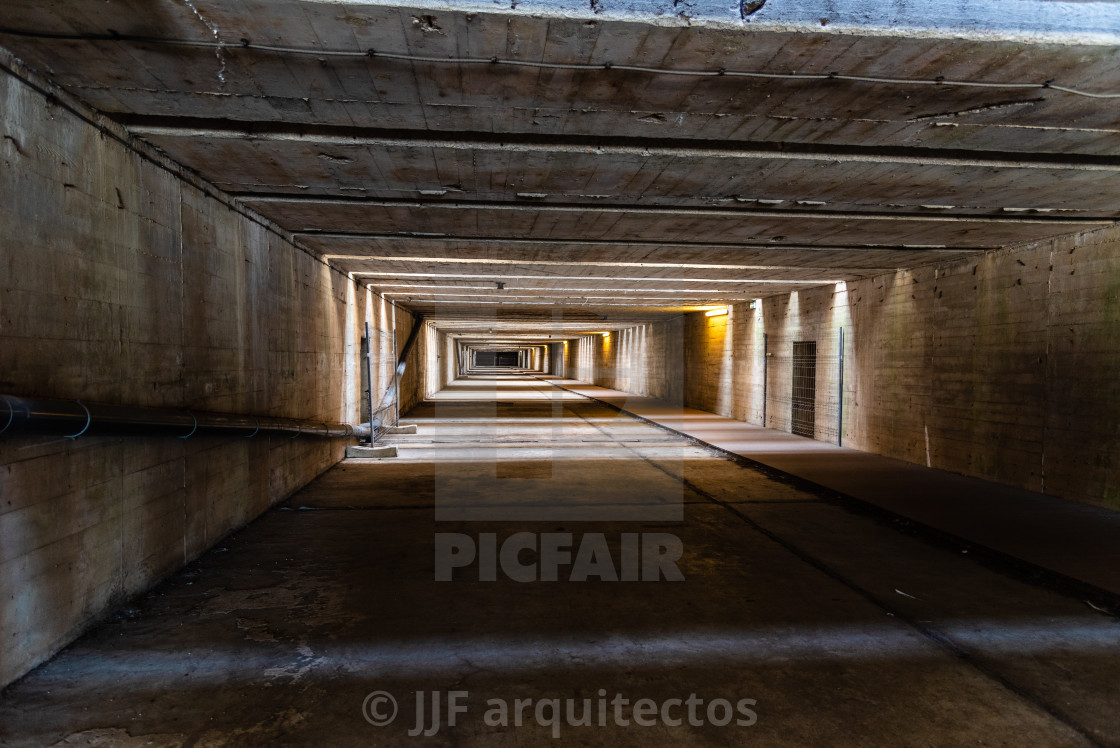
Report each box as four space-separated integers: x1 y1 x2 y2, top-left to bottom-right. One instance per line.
762 333 768 427
364 322 375 444
391 323 400 427
837 326 845 447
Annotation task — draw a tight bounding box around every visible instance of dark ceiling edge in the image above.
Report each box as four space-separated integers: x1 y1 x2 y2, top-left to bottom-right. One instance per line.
115 115 1120 169
232 193 1118 224
295 232 995 252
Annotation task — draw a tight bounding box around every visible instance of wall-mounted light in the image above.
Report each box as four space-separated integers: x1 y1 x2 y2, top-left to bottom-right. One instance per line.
705 308 729 317
602 332 610 338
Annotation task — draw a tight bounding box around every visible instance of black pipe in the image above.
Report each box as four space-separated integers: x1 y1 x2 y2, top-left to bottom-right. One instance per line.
396 312 426 373
370 313 425 433
0 395 369 440
837 326 845 448
364 321 376 436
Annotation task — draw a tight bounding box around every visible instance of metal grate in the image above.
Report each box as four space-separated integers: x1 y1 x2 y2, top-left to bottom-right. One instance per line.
790 341 817 438
763 330 844 444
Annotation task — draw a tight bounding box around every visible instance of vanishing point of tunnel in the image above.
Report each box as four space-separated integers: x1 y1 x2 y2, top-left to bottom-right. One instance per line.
3 1 1120 746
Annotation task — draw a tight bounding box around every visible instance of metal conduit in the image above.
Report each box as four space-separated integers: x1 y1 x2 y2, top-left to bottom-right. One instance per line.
369 313 424 435
0 395 369 440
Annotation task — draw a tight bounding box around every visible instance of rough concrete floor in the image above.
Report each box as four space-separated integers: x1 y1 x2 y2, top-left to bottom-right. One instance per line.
2 375 1120 746
535 376 1120 597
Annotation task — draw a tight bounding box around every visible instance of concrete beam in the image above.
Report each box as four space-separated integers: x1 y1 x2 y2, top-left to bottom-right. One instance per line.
241 196 1116 225
124 120 1120 172
296 232 995 252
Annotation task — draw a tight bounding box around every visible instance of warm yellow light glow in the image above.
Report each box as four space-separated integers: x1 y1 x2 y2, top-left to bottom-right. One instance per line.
602 332 610 338
705 308 729 317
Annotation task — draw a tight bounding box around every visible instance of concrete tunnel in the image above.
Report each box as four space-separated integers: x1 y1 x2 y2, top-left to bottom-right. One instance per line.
2 0 1120 744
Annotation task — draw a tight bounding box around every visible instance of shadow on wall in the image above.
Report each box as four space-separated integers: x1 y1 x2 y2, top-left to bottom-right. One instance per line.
562 229 1120 511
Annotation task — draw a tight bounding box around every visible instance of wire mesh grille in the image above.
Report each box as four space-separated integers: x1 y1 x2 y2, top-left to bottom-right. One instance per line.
790 341 817 438
764 333 842 445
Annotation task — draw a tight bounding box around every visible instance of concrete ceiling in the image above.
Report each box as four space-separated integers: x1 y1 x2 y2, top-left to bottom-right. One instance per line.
2 0 1118 337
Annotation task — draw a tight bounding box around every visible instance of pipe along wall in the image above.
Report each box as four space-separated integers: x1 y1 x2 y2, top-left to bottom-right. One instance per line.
0 58 421 689
0 396 370 440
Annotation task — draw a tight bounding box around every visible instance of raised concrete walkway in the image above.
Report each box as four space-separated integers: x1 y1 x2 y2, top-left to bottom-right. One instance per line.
539 376 1120 601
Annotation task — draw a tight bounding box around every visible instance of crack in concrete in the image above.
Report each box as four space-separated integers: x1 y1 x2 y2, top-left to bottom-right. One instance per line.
536 376 1112 747
262 640 322 684
3 133 24 155
181 0 227 85
49 727 187 747
448 652 501 690
908 98 1046 122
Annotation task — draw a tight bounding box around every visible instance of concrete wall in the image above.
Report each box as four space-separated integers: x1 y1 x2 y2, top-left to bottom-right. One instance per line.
0 63 384 688
568 334 604 385
724 224 1120 508
551 342 567 375
842 225 1120 508
567 322 682 404
419 327 457 399
364 292 400 422
577 226 1120 510
439 333 457 391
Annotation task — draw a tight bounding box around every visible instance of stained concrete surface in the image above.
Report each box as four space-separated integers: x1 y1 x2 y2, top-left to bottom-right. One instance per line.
2 375 1120 746
7 0 1120 306
537 375 1120 599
